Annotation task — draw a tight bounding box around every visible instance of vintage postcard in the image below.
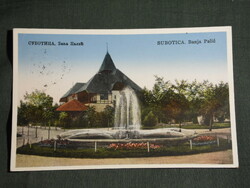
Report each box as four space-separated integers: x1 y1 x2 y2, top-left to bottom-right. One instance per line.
11 27 238 171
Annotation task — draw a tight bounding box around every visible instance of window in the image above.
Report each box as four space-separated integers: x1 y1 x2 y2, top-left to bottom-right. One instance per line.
100 93 108 100
91 95 97 102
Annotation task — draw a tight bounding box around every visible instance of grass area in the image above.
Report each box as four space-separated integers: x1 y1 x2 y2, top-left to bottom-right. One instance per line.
63 126 112 129
17 139 231 159
143 122 231 130
28 122 230 130
183 123 230 129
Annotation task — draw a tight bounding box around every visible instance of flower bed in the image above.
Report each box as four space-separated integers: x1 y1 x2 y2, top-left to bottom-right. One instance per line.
192 136 217 146
17 138 232 159
108 142 161 150
193 136 216 142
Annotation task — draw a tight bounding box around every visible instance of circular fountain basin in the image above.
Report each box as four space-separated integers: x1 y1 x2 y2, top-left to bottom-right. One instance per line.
58 128 196 142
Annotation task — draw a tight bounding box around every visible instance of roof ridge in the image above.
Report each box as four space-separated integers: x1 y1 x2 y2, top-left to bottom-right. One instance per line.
72 99 86 108
56 99 87 111
98 52 116 73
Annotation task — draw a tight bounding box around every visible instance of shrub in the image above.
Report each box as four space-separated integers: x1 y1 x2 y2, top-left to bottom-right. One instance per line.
143 111 158 127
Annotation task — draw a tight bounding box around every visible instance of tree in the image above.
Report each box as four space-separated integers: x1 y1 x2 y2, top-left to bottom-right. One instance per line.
141 76 230 131
213 82 230 122
183 80 210 123
17 101 30 125
24 90 53 107
85 106 97 127
163 92 189 132
103 105 115 129
18 90 55 126
43 108 54 128
59 112 69 128
143 111 158 127
140 76 173 124
200 82 229 131
141 77 191 127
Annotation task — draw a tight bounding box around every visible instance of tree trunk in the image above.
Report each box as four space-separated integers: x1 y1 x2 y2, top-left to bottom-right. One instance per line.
209 114 213 131
179 122 182 132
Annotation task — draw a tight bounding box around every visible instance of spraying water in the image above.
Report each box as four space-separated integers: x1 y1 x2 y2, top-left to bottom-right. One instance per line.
114 86 141 130
60 87 191 139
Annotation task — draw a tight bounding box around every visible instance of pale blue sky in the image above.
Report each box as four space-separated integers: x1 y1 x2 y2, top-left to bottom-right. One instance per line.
18 32 228 103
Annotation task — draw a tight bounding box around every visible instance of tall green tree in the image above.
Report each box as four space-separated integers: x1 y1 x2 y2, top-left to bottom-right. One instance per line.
184 80 210 123
59 112 69 128
141 77 190 127
85 106 97 127
24 90 53 107
163 92 189 131
103 105 115 128
17 101 30 125
18 90 55 126
200 82 229 131
140 76 173 124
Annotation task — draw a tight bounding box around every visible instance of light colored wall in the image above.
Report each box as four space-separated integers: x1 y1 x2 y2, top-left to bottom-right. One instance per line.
108 94 112 101
87 103 113 112
96 94 100 101
86 93 115 112
67 94 77 101
96 93 113 104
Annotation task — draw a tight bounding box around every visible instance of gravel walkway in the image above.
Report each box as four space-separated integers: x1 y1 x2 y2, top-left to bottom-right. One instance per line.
16 126 65 148
16 150 233 168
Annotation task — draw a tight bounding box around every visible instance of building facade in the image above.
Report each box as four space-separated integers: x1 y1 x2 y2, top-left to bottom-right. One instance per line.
57 52 141 112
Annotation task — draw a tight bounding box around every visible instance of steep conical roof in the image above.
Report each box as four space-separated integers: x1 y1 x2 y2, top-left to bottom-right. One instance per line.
75 68 142 94
98 52 116 73
59 52 141 101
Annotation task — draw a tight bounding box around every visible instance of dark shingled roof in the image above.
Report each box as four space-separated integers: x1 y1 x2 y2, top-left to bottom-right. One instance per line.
59 52 141 101
61 82 85 99
75 69 141 94
98 52 116 73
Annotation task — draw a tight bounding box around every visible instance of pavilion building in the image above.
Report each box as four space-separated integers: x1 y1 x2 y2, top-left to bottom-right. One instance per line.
56 52 141 112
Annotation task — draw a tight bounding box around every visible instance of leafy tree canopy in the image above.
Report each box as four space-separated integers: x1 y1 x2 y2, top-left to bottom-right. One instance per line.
140 76 230 130
24 89 53 108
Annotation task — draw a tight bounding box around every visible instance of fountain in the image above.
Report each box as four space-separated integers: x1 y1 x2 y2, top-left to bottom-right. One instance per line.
59 86 195 141
112 86 141 139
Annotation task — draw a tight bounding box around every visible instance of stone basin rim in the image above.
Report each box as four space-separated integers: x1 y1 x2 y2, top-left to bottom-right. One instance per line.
66 135 196 143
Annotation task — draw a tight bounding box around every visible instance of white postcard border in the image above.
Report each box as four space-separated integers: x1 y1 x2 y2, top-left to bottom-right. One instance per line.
11 26 238 171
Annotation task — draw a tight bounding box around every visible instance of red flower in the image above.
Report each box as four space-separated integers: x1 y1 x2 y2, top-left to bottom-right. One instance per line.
108 142 161 150
193 136 216 142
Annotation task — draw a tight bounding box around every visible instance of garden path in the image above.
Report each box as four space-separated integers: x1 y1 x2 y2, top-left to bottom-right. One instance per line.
16 149 233 168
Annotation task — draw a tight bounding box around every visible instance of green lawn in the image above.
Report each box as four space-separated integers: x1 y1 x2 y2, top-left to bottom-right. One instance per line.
143 122 231 130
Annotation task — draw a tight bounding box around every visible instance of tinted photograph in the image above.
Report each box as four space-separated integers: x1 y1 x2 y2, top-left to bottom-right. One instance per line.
11 27 238 171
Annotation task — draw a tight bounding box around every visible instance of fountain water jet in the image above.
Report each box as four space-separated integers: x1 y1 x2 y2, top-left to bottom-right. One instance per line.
114 86 141 130
59 87 195 140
